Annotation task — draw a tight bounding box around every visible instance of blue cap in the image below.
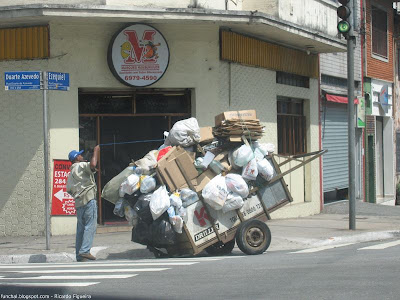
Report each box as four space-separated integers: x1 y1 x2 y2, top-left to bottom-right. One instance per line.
68 150 84 162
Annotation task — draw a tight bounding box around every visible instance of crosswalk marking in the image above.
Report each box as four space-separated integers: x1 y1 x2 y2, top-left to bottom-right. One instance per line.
4 268 169 274
0 274 138 280
358 240 400 250
0 262 198 269
0 282 99 287
290 243 355 254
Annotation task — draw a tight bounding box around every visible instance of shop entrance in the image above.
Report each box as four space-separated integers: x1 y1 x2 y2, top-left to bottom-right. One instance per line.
78 90 191 224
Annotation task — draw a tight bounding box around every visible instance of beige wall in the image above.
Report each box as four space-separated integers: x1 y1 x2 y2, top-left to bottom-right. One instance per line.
0 20 321 236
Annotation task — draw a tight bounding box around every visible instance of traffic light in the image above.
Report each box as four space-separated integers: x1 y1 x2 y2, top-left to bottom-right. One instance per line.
337 0 351 37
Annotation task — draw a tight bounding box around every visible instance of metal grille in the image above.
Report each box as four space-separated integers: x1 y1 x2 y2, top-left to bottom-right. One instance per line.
0 26 49 60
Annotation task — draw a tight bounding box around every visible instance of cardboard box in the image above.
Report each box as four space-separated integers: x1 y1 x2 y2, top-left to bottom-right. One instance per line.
193 169 215 193
199 127 214 143
157 146 198 192
215 110 257 126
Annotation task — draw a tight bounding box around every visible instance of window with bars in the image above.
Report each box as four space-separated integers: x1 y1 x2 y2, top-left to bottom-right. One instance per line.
277 97 306 155
276 71 309 88
372 5 388 58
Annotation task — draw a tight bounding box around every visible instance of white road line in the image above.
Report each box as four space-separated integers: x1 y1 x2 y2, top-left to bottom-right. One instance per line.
290 243 355 254
358 240 400 250
4 268 169 274
0 274 138 280
0 262 198 269
0 282 99 287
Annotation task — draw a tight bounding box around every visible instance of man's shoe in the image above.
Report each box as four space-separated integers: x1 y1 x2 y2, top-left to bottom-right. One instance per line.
77 257 89 262
79 253 96 260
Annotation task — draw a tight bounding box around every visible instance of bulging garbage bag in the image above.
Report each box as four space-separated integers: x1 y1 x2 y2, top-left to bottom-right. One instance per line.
102 166 136 204
257 158 274 181
222 192 244 214
131 220 151 246
164 117 201 147
180 188 199 208
232 144 254 167
149 186 171 220
176 206 188 223
119 174 140 197
140 176 157 194
134 150 158 175
134 198 153 225
169 215 183 234
225 173 249 198
149 215 177 247
169 193 182 208
202 174 228 210
242 158 258 181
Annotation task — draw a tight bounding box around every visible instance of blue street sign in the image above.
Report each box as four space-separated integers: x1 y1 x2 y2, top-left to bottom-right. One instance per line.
5 71 41 90
47 72 69 91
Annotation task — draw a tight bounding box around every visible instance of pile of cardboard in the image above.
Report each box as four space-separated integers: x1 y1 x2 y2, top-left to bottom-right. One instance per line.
213 110 264 142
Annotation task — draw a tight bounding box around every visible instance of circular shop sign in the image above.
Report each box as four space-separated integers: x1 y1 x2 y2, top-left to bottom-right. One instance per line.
108 24 170 87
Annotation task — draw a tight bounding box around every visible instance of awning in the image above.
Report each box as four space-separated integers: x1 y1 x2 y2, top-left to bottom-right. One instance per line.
326 93 359 104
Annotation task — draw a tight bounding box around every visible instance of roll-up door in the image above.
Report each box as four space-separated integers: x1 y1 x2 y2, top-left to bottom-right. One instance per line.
322 102 349 192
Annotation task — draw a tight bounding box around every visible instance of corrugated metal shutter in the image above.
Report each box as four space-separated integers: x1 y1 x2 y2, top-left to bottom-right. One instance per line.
322 102 349 192
0 26 49 60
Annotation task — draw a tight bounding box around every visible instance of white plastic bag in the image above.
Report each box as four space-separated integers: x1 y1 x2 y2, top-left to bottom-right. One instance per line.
169 193 183 208
232 145 254 167
149 186 171 220
165 117 201 147
254 143 276 161
134 150 158 175
119 174 140 197
180 188 199 207
170 215 183 234
257 158 274 181
202 174 228 210
140 176 157 194
242 158 258 181
222 192 244 213
124 205 138 226
225 173 249 198
176 206 188 223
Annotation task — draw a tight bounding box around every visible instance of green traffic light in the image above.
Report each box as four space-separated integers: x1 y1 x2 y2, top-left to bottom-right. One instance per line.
338 20 350 34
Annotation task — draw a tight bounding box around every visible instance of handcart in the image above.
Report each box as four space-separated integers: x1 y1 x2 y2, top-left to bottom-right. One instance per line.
154 148 326 257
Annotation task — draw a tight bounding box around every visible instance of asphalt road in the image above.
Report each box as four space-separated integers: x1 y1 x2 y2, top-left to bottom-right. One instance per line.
1 238 399 300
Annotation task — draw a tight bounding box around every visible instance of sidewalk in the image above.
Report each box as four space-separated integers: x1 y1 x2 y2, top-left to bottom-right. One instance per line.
0 200 399 264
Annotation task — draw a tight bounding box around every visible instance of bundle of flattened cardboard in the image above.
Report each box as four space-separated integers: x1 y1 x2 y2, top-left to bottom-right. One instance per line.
212 110 264 142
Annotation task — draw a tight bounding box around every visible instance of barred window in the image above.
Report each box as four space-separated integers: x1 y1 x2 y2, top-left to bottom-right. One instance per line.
372 6 388 58
277 97 306 155
276 71 309 88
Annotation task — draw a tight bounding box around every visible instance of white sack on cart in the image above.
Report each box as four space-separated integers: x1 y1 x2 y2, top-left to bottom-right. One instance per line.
225 173 249 198
202 174 228 210
232 144 254 167
257 158 274 181
134 150 158 175
170 215 183 233
125 205 138 226
228 150 240 170
242 158 258 181
254 143 276 161
164 117 201 147
119 174 140 197
176 206 188 223
222 192 244 214
169 193 183 208
139 176 156 194
150 186 171 220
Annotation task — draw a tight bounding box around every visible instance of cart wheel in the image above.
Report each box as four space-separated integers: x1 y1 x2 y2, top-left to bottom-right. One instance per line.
205 239 235 256
235 220 271 255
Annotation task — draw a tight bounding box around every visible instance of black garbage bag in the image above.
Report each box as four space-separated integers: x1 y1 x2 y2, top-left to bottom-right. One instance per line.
131 220 151 246
149 213 177 247
133 199 153 225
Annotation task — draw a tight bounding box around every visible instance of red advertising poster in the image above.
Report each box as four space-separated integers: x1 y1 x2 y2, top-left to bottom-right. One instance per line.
51 160 76 215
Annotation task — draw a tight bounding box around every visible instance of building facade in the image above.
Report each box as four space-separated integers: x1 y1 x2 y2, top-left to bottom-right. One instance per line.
0 1 344 236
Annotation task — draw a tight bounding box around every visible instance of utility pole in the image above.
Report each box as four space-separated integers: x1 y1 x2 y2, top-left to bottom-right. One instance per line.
337 0 356 229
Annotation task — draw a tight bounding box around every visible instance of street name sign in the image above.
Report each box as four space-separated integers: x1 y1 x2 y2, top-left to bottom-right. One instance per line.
4 71 41 90
47 72 70 91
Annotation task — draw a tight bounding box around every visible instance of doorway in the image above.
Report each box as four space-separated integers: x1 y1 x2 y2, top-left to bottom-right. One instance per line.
78 90 191 224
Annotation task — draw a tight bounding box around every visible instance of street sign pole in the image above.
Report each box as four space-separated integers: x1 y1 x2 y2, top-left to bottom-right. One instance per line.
42 72 51 249
348 0 356 230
